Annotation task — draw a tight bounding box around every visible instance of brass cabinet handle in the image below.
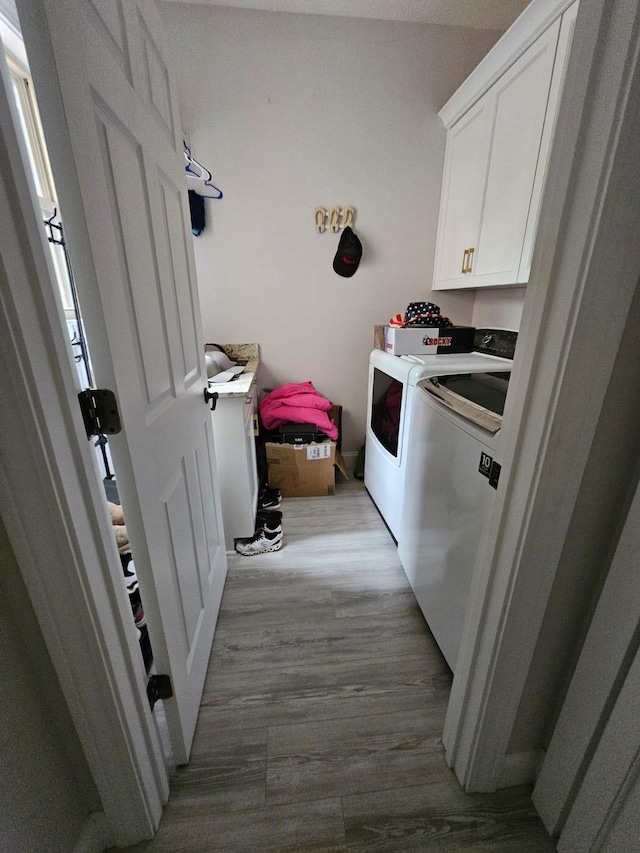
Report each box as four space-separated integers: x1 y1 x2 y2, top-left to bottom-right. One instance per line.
461 249 469 274
466 247 474 273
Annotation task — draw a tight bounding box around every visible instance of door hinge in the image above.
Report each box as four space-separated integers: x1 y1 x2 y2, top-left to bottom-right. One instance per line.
78 388 122 439
147 674 173 710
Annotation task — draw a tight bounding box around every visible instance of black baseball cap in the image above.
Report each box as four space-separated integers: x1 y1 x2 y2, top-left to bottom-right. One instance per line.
333 226 362 277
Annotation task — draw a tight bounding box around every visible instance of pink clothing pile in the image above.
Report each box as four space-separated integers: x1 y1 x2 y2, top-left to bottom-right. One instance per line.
259 382 338 441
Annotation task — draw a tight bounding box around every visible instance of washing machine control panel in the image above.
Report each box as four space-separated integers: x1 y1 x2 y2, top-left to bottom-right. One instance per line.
474 328 518 360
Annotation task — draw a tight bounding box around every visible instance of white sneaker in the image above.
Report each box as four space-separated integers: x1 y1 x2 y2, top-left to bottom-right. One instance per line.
235 526 283 556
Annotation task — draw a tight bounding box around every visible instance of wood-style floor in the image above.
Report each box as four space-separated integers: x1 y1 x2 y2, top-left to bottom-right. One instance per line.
125 477 556 852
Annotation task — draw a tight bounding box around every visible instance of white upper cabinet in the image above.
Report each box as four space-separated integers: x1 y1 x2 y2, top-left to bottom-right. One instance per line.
433 0 579 290
435 99 494 283
472 18 560 285
518 2 579 282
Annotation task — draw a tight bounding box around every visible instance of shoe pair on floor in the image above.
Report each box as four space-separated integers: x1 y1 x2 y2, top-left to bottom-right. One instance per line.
235 491 283 556
258 484 282 510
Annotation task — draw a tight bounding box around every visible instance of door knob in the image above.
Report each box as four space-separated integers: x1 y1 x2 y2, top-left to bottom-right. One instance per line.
204 388 219 411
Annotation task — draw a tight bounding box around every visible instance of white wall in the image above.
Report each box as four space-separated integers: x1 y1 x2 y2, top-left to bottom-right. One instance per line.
472 286 526 331
0 518 97 852
161 4 501 451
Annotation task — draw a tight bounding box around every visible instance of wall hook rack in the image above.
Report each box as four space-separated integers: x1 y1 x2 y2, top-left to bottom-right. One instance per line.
314 206 354 233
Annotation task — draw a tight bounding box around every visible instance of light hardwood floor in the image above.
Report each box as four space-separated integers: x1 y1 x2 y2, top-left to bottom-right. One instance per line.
124 477 556 852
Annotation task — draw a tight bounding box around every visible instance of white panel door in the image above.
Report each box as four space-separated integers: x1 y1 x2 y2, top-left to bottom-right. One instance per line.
19 0 227 764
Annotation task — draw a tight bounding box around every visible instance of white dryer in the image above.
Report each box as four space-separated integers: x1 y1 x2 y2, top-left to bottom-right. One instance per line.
364 329 516 543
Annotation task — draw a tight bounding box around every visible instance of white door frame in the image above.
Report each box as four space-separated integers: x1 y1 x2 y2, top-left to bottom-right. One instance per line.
444 0 640 791
534 475 640 847
0 37 168 851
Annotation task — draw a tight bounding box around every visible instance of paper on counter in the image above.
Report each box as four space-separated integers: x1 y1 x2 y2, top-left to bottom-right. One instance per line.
208 365 245 384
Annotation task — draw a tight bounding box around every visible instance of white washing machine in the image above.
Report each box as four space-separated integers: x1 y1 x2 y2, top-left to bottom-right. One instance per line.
364 329 516 543
396 340 516 671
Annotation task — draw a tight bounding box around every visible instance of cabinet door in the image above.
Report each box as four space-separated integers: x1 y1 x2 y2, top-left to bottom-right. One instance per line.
433 98 493 289
472 16 561 286
519 1 579 282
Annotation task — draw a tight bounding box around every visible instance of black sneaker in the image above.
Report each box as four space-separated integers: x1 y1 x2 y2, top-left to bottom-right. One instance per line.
256 508 283 526
133 604 146 628
121 553 137 583
258 486 282 510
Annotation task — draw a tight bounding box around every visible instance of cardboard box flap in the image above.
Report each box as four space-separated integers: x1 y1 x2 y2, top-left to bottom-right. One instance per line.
335 450 348 481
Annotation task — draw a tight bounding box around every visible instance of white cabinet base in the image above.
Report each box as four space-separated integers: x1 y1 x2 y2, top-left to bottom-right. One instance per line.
211 382 259 552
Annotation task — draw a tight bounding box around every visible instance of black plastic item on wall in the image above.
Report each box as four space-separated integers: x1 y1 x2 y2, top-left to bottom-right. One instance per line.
333 226 362 277
189 189 205 236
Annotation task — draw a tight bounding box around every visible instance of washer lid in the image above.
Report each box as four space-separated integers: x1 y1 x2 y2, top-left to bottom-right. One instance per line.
438 372 510 415
419 372 509 433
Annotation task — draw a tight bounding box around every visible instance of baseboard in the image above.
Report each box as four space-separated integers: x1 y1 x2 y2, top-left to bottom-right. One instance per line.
497 750 545 789
73 812 111 853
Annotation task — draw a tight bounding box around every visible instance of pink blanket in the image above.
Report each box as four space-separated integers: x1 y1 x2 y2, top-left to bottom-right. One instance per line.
259 382 338 440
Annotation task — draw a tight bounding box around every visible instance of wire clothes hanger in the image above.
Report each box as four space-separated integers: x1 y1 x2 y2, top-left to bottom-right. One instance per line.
184 142 223 200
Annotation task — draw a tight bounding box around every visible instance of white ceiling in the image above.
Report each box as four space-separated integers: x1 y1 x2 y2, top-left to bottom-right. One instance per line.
169 0 532 31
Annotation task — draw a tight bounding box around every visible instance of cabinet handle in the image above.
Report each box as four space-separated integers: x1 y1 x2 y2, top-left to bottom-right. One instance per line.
204 388 218 411
461 247 474 274
466 247 474 273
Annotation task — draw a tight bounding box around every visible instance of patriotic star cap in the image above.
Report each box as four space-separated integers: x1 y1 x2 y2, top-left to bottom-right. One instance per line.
333 226 362 277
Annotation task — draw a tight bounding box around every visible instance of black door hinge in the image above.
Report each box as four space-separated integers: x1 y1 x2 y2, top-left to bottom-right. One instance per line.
147 674 173 710
78 388 122 439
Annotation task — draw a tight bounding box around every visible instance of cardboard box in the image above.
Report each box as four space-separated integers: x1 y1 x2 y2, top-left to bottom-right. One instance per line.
266 440 348 497
383 325 475 356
